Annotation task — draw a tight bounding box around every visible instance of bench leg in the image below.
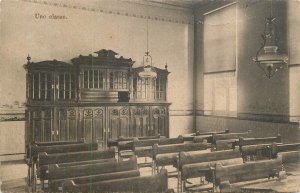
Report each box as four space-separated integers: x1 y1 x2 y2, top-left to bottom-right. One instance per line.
27 165 31 185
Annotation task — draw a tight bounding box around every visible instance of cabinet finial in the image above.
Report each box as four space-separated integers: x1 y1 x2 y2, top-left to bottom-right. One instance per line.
27 54 31 64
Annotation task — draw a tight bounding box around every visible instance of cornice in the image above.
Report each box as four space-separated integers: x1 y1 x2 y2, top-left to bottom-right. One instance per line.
22 0 194 25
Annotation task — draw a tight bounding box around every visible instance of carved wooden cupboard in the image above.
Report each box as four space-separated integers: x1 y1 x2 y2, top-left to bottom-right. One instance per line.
24 50 170 150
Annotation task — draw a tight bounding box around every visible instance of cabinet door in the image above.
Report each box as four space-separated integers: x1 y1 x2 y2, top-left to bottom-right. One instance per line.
83 109 93 142
93 108 105 148
56 108 77 141
130 107 149 137
82 108 105 145
32 110 42 142
31 108 53 142
150 106 169 137
108 107 130 140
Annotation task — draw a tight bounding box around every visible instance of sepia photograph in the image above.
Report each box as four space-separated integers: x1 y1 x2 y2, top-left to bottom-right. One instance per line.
0 0 299 192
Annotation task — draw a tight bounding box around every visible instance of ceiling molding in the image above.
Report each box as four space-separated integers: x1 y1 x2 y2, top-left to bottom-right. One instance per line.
22 0 194 25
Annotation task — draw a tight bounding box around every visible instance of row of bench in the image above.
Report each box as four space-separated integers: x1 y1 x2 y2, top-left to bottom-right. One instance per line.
26 129 300 193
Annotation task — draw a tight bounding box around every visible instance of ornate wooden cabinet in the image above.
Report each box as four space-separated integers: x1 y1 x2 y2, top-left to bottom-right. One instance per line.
24 50 170 150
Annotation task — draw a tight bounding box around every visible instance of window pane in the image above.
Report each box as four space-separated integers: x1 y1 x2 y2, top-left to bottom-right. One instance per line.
59 74 64 99
40 73 46 100
65 74 70 99
204 76 213 112
214 87 226 111
109 72 114 89
89 70 93 88
290 66 300 121
84 70 88 88
33 73 39 99
46 73 52 100
204 72 237 116
71 74 75 99
99 71 103 89
94 70 98 88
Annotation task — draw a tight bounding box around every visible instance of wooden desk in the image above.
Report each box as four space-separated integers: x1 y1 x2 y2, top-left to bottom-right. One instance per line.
242 175 300 193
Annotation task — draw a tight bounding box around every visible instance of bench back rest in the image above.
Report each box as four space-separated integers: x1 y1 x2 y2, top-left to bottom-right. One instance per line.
240 144 275 158
215 139 238 151
273 143 300 154
62 169 168 193
178 149 241 170
134 138 161 148
195 129 230 136
40 158 117 181
181 158 243 180
152 142 209 159
158 135 184 145
30 142 98 160
48 155 137 180
38 148 115 166
215 155 282 185
48 169 140 192
32 140 84 146
212 130 251 143
279 150 300 164
239 135 281 146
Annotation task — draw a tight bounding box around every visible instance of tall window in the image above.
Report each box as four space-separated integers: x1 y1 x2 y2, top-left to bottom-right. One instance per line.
203 3 237 116
204 72 237 116
289 66 300 122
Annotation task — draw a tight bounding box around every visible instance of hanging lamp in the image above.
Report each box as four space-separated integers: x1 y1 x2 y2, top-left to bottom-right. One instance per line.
253 1 288 78
138 18 157 78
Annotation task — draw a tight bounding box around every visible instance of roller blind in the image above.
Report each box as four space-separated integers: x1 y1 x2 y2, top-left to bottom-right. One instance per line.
288 1 300 65
203 4 237 73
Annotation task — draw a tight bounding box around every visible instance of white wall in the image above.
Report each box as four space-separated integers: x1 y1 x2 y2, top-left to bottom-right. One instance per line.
0 0 195 135
0 121 25 155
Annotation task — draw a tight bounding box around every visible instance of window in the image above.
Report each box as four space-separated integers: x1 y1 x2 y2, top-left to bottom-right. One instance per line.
289 66 300 122
204 72 237 116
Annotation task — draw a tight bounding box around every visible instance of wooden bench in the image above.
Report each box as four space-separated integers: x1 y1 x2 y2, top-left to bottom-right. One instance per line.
239 135 281 147
152 142 210 175
107 134 164 148
37 148 116 187
29 142 98 190
47 155 137 181
133 136 183 168
118 136 166 159
26 140 84 184
237 136 281 161
211 131 251 150
184 129 229 142
177 149 242 192
49 169 139 192
279 150 300 164
215 155 284 193
239 143 278 161
62 169 170 193
271 143 300 157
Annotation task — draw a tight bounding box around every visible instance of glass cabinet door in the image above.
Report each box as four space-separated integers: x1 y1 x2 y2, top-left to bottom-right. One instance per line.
30 72 54 101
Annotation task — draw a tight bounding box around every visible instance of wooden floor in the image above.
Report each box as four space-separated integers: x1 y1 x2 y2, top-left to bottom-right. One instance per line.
1 159 300 193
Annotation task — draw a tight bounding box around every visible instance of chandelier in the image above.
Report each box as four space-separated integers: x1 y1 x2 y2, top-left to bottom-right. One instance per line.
253 3 288 79
138 19 157 79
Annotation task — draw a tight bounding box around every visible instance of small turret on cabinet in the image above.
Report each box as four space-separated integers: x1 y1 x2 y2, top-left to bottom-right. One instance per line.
24 49 171 151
